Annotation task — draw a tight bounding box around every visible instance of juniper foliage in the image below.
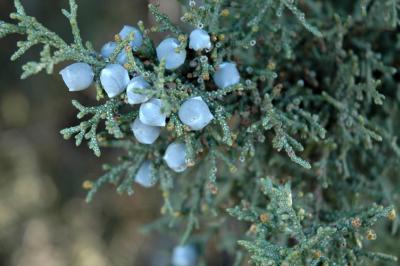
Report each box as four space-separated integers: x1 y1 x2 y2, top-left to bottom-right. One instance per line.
1 0 399 265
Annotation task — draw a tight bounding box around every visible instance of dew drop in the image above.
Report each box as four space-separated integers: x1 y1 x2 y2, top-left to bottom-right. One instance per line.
200 55 208 63
189 60 197 68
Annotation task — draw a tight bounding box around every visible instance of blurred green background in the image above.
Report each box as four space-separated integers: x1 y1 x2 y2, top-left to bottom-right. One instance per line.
0 0 183 265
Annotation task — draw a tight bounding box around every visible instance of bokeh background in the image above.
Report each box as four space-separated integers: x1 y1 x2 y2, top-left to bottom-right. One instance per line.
0 0 187 265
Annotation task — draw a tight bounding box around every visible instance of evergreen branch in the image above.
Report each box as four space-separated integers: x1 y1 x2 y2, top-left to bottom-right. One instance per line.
1 0 399 264
261 93 311 169
86 161 130 202
4 0 103 79
60 99 123 157
281 0 323 37
61 0 84 49
148 3 181 34
230 178 397 265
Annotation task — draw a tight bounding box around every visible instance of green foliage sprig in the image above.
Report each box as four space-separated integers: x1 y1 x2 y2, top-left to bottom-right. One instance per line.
228 178 396 265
